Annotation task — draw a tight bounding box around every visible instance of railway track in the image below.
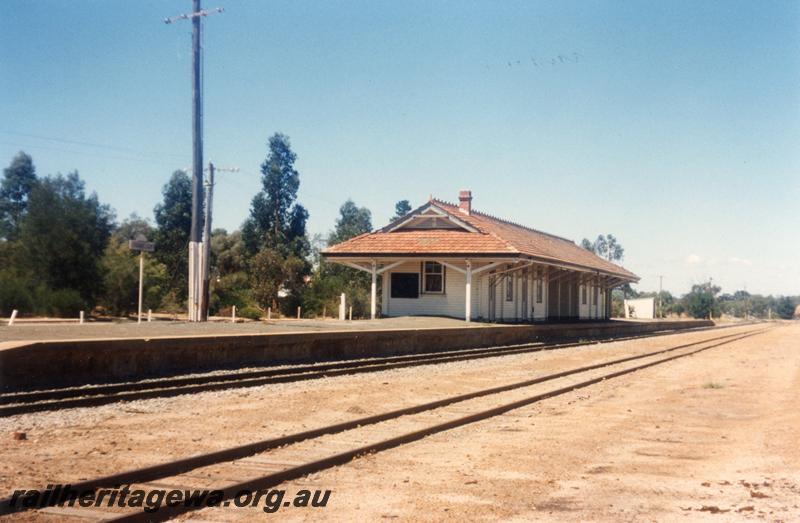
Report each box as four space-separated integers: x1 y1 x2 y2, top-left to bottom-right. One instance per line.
0 325 770 521
0 323 748 417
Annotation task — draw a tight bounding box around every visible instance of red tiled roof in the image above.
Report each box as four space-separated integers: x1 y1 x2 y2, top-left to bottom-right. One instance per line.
324 198 638 280
325 229 515 255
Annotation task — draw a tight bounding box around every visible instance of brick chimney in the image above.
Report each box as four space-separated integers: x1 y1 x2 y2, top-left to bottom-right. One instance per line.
458 190 472 215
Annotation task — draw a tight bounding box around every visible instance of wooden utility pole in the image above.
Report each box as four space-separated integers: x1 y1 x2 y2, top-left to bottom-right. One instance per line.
200 162 214 320
189 0 203 322
199 163 238 320
165 0 224 322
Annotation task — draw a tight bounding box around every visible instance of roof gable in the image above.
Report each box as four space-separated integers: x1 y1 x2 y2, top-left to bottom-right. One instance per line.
381 202 479 233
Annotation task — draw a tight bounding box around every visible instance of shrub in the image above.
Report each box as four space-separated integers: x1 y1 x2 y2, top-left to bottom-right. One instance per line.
0 272 33 316
47 288 87 317
158 290 186 315
209 272 252 315
237 306 262 321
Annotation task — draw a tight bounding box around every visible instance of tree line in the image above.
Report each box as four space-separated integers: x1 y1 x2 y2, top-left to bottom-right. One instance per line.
580 236 797 320
0 134 412 320
629 284 798 320
1 139 795 322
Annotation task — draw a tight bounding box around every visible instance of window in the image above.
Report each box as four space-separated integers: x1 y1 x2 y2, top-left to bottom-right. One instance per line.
391 273 419 298
536 278 543 303
581 285 587 305
423 262 444 293
505 275 513 301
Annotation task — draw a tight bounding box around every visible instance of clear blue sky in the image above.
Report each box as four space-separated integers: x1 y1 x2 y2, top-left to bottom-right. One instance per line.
2 0 798 296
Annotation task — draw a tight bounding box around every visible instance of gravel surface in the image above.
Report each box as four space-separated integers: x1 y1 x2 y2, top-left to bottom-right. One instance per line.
183 323 800 522
0 317 498 343
2 323 793 522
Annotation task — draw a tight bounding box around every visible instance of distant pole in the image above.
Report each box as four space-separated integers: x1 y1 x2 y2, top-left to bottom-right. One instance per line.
80 310 84 324
232 305 236 323
138 251 145 324
8 310 17 326
658 275 663 319
199 163 237 320
200 162 215 321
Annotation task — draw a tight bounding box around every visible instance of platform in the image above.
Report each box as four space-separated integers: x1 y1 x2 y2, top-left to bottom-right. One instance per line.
0 317 713 391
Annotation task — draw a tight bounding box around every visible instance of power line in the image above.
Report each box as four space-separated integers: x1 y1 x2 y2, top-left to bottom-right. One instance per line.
0 140 182 168
0 130 185 161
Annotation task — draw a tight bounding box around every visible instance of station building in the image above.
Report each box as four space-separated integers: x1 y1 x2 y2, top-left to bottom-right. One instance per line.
322 191 639 322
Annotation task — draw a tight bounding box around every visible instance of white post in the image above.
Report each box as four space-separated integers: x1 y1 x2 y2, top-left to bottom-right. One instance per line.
339 293 346 320
188 242 199 321
297 306 301 319
148 309 152 322
137 251 144 324
267 307 271 320
232 305 236 323
465 260 472 322
370 260 377 320
79 310 84 324
9 309 18 326
349 306 353 321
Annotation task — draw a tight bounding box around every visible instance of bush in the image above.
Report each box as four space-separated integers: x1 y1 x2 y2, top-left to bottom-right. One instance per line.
158 290 186 315
209 272 252 315
237 306 262 321
47 288 87 317
0 272 33 316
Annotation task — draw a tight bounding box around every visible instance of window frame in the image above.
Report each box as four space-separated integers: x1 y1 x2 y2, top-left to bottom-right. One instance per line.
581 285 587 305
536 278 543 303
421 261 445 294
390 272 420 299
505 274 514 302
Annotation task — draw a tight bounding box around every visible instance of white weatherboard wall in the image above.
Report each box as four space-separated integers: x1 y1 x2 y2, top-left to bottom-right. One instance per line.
476 270 547 321
383 262 467 318
579 283 598 319
600 291 606 319
380 262 605 321
532 277 547 319
579 282 609 320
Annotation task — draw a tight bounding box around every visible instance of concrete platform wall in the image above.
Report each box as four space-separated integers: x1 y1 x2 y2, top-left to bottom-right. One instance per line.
0 320 713 391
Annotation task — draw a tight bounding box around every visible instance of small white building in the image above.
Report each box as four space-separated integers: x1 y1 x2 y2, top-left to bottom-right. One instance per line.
323 191 639 322
623 297 656 319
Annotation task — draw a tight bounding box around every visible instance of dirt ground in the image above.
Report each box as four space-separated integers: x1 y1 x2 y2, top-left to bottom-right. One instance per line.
1 323 797 521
